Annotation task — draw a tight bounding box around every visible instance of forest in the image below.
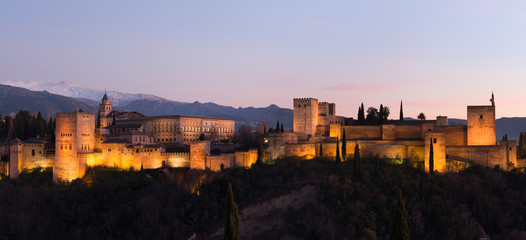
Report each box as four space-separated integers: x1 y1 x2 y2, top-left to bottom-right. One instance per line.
0 157 525 239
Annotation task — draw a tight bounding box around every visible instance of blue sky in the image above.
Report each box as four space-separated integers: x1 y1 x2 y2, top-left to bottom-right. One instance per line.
2 1 526 119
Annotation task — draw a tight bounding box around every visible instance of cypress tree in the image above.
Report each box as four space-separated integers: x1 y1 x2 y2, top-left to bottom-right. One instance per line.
400 100 404 121
354 143 360 178
319 142 323 157
336 138 341 163
224 183 240 240
257 143 265 164
276 121 280 132
341 129 347 160
379 104 384 124
280 123 284 133
391 188 410 240
429 138 434 174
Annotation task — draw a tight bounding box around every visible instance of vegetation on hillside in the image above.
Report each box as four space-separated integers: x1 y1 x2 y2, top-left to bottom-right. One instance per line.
0 158 525 239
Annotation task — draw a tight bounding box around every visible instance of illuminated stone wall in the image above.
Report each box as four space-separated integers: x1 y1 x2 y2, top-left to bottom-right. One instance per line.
293 98 319 136
234 149 258 168
436 125 467 146
424 132 446 173
206 154 235 171
54 113 80 182
467 106 496 145
381 125 396 140
446 145 512 169
163 152 190 168
329 124 341 138
394 125 421 139
343 126 381 139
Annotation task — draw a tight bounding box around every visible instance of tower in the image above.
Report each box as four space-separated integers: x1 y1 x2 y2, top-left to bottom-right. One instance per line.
53 112 95 182
99 93 112 118
467 94 496 145
293 98 319 136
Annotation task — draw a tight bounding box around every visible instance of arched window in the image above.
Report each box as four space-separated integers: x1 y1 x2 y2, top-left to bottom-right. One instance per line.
31 149 35 156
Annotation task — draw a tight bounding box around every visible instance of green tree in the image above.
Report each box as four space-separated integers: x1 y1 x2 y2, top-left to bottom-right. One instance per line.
276 121 280 133
366 107 379 125
280 123 284 133
319 141 323 157
379 104 384 124
257 143 265 164
399 100 404 121
429 138 434 174
341 129 347 160
224 183 240 240
199 133 206 141
417 113 426 121
358 103 365 125
354 143 361 179
336 138 341 163
391 188 410 240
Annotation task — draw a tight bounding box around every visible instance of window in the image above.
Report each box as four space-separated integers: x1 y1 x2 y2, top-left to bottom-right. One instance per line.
480 115 483 119
32 149 35 156
433 138 437 144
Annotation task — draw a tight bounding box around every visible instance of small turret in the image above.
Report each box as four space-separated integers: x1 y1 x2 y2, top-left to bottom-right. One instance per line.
99 92 112 118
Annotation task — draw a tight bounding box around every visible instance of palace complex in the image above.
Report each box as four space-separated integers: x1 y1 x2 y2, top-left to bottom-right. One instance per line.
0 93 522 182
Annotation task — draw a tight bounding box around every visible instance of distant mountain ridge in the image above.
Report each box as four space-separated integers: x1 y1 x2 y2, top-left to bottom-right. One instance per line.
0 82 293 128
0 84 97 117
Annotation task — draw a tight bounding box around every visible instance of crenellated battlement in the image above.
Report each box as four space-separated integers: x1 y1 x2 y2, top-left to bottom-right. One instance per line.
161 152 189 157
56 112 95 118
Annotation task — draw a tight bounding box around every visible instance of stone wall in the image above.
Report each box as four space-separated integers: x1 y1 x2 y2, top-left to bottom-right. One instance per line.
424 132 446 173
343 126 381 139
394 125 421 139
293 98 319 136
446 145 511 169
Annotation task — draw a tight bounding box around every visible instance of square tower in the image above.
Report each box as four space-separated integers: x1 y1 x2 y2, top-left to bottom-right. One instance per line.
467 106 496 145
293 98 319 136
54 112 95 182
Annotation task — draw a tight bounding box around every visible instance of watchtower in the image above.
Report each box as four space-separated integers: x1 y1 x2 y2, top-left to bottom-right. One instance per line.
293 98 319 136
467 106 496 146
53 112 95 182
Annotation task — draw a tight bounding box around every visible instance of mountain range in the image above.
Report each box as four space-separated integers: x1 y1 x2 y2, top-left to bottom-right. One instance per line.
0 81 525 139
0 81 292 129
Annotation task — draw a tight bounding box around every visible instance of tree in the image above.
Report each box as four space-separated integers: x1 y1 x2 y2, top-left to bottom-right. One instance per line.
366 107 379 125
341 129 347 160
417 113 426 121
399 100 404 121
379 104 384 124
336 138 341 163
276 121 280 133
112 114 116 125
354 143 361 179
429 138 434 174
280 123 284 133
319 141 323 157
223 183 240 240
382 106 390 121
199 133 206 141
502 134 508 141
257 143 265 164
391 188 410 240
358 103 365 125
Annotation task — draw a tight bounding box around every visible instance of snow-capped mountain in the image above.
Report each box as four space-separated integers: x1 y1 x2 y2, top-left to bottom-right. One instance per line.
0 80 170 106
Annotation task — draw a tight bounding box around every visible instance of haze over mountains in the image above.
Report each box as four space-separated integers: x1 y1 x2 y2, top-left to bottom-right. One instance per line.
1 81 525 139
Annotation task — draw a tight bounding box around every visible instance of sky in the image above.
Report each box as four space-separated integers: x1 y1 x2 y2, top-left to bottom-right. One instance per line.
1 1 526 119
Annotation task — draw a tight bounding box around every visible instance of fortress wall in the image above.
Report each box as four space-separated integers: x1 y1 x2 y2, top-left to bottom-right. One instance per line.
284 143 316 159
498 140 517 167
360 143 408 159
329 124 341 138
446 145 508 168
163 152 190 168
0 161 7 176
76 113 95 154
206 154 235 171
436 125 467 146
394 125 421 139
344 126 381 139
234 149 258 168
20 144 53 170
316 125 329 137
381 125 396 140
9 143 22 179
140 151 163 169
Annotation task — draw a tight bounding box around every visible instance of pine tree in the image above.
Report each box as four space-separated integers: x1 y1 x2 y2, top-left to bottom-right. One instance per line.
336 138 341 163
391 188 410 240
342 129 347 160
280 123 284 133
224 183 240 240
400 100 404 121
429 138 434 174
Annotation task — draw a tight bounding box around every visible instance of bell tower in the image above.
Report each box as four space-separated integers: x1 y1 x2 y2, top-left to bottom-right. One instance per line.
99 92 112 117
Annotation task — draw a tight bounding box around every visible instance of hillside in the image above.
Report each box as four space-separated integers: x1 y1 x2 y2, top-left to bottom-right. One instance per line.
2 158 526 239
0 84 97 117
